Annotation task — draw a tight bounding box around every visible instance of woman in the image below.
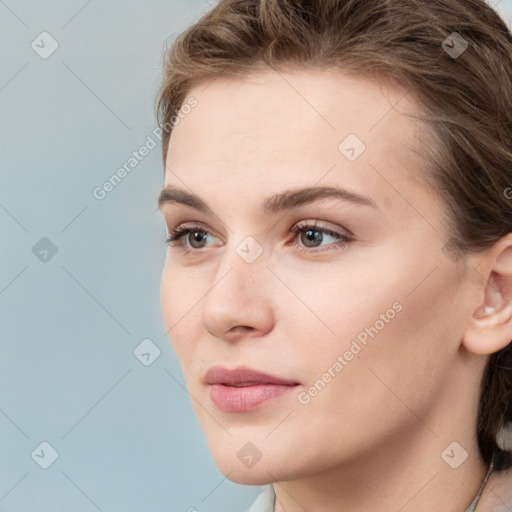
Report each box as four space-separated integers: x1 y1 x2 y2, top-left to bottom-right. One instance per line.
156 0 512 510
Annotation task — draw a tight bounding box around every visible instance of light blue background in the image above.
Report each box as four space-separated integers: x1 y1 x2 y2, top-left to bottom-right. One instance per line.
1 1 512 511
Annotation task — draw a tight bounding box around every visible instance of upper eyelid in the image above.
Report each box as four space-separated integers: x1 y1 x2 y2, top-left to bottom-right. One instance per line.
168 220 346 234
167 221 351 243
168 222 217 238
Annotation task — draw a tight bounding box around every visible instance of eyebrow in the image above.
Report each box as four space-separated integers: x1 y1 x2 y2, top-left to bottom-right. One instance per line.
158 184 378 215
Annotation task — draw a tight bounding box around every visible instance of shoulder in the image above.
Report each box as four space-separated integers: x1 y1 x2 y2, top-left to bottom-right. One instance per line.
477 467 512 512
247 484 275 512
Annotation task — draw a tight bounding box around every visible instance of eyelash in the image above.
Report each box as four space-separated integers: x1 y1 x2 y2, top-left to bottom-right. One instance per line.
165 222 353 256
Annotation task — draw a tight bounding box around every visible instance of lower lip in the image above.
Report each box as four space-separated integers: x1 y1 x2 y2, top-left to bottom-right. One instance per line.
208 383 298 412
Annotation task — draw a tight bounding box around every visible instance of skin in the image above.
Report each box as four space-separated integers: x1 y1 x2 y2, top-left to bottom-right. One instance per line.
158 68 512 512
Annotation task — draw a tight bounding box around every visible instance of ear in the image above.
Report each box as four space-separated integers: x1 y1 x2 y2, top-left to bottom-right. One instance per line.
463 235 512 356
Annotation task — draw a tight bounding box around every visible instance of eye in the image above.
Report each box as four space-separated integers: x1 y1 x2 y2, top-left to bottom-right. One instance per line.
165 221 353 255
289 221 353 251
165 225 215 251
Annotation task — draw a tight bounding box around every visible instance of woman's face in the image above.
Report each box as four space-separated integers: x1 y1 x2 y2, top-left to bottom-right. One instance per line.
159 69 480 484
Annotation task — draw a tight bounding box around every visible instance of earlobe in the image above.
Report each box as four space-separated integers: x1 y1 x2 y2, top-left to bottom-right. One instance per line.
464 304 512 355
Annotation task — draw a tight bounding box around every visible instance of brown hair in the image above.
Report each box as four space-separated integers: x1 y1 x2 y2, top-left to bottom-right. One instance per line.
156 0 512 471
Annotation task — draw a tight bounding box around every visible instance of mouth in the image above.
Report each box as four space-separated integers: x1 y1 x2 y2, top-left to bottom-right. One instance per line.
204 365 300 412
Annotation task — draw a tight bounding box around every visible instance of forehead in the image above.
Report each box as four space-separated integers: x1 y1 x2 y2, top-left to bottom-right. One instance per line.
164 68 433 216
167 69 423 165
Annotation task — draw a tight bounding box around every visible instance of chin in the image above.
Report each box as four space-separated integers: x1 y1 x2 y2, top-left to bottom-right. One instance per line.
205 438 287 485
224 467 275 486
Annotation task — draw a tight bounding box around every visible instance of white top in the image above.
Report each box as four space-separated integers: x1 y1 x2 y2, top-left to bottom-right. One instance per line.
247 485 274 512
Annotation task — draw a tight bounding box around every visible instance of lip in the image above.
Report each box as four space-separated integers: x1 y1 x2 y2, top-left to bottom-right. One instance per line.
204 365 300 412
204 365 299 386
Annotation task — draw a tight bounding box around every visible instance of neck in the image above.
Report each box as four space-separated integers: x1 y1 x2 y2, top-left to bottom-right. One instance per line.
273 426 488 512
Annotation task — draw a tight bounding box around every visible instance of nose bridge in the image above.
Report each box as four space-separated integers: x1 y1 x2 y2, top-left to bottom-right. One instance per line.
199 235 272 335
212 235 268 299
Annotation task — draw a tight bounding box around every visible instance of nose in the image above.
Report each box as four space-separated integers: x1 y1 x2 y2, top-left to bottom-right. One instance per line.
199 243 275 343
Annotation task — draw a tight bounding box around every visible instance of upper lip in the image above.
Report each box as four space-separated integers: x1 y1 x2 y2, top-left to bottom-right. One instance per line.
204 365 300 386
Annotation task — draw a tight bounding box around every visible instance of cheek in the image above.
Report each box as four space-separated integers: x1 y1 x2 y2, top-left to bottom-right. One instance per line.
160 264 177 330
273 253 405 354
160 263 203 362
369 264 467 401
293 259 465 434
